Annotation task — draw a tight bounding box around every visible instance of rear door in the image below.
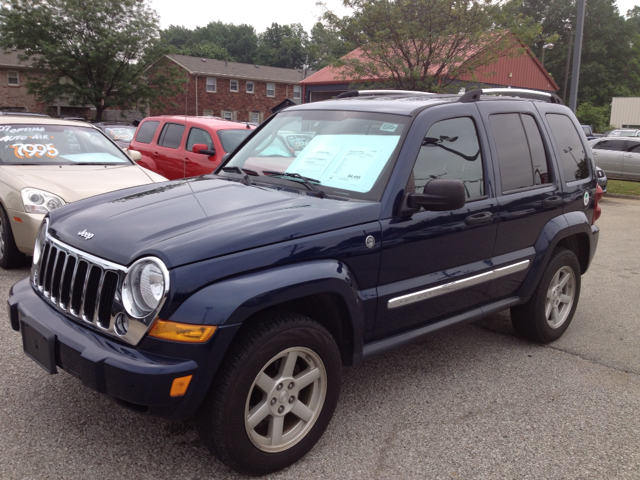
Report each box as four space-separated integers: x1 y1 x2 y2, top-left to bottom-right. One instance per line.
130 119 161 171
623 139 640 180
476 102 561 299
590 139 624 177
374 103 498 339
155 122 186 180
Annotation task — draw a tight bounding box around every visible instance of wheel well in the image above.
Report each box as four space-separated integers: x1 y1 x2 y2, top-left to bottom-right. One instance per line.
238 293 355 366
556 233 589 274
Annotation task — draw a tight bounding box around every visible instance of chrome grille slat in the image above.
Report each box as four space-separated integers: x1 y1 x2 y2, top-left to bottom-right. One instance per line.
33 237 124 334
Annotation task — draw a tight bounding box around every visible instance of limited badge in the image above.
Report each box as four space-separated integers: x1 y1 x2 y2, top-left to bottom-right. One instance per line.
365 235 376 249
583 191 590 207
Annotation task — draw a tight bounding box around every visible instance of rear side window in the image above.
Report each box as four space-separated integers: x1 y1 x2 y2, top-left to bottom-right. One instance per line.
593 139 625 151
490 113 550 192
628 141 640 154
546 114 590 182
413 117 485 199
135 121 159 144
158 123 185 149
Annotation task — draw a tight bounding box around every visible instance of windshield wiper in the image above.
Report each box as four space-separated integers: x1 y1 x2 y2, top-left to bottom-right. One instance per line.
262 170 328 198
221 166 258 186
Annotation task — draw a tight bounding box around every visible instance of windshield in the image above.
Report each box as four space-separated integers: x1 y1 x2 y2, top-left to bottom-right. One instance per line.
218 129 253 153
104 126 136 143
0 124 133 165
609 129 638 137
223 110 409 200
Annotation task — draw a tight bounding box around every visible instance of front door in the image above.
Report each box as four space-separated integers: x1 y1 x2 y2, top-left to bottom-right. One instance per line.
591 138 625 178
623 139 640 180
374 104 498 339
184 126 218 177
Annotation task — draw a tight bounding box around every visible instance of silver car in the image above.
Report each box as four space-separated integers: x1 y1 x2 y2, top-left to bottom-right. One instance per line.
589 136 640 181
0 117 167 269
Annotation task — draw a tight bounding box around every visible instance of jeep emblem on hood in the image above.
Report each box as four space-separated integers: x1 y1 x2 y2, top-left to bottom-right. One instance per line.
77 229 94 240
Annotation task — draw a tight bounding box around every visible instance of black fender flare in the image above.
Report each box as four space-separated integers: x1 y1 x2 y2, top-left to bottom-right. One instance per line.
518 211 596 298
169 259 366 363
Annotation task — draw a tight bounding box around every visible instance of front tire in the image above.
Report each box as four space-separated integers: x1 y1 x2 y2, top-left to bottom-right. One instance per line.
196 312 342 476
511 248 581 343
0 205 27 269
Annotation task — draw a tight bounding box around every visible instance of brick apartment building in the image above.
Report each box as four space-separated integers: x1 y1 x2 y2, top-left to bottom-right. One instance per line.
150 54 311 123
0 50 48 114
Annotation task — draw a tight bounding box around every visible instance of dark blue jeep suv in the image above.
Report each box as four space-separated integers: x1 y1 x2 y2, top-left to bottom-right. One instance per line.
8 88 602 475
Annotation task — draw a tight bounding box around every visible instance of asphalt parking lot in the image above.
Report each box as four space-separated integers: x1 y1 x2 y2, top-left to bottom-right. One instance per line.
1 195 639 479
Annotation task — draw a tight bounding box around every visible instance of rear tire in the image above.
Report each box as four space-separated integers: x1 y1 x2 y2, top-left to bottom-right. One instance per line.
196 312 342 476
511 248 581 343
0 205 27 269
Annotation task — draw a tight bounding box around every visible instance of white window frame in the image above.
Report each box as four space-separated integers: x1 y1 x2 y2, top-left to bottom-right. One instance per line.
230 79 239 92
202 109 213 116
250 112 260 124
7 71 19 86
221 110 233 121
293 85 301 100
246 81 254 94
206 77 216 93
266 83 275 97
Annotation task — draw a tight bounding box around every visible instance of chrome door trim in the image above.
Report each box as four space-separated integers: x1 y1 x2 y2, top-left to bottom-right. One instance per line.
387 260 530 309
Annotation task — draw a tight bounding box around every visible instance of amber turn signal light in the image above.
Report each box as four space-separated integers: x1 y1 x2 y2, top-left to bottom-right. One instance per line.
148 319 217 343
170 375 193 397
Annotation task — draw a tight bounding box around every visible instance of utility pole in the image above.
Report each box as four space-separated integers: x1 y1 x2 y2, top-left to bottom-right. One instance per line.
569 0 586 112
563 24 573 104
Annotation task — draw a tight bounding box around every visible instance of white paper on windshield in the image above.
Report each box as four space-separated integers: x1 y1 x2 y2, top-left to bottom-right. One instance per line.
285 135 400 193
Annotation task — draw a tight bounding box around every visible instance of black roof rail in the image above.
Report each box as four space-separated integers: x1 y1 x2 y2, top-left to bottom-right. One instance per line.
458 88 563 104
335 89 434 99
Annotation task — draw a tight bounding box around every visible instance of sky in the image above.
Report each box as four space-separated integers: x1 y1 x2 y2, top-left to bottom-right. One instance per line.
150 0 640 34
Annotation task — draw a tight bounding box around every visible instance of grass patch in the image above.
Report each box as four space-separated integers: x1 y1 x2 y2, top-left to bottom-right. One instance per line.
607 180 640 196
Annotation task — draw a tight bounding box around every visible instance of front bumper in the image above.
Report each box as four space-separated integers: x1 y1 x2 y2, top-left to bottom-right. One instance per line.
8 209 44 256
8 277 237 419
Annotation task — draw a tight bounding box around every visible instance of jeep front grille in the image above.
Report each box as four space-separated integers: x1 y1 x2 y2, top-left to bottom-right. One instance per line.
32 236 126 332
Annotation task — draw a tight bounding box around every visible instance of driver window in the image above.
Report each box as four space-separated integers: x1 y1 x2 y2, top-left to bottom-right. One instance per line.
186 128 214 151
412 117 485 199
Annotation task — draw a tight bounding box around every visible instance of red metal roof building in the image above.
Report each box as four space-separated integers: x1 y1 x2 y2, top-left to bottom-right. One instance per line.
301 40 559 103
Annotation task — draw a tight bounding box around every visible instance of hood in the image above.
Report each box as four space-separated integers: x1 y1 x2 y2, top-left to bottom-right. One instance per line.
0 164 158 203
48 177 381 268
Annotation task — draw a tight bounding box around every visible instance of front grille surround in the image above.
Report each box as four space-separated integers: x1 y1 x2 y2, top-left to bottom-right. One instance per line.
30 232 166 346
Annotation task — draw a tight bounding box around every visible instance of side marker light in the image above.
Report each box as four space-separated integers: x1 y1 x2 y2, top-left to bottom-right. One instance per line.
170 375 193 397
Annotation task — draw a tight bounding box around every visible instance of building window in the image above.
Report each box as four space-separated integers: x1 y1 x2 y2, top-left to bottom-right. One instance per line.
222 110 233 121
7 71 19 86
250 112 260 124
293 85 301 99
246 81 254 93
267 83 275 97
230 79 238 92
206 77 216 93
202 109 213 116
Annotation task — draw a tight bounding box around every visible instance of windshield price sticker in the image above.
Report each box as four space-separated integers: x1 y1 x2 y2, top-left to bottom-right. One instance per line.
380 123 398 133
286 135 400 193
10 143 59 158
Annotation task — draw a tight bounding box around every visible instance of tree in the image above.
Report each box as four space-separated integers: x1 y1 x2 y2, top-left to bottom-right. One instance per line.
322 0 540 92
181 41 231 61
256 23 309 69
575 102 613 132
307 22 355 70
191 22 259 64
506 0 640 107
0 0 182 121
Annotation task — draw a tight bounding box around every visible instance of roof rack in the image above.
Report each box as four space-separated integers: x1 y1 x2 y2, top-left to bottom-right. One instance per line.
459 88 563 104
336 90 434 99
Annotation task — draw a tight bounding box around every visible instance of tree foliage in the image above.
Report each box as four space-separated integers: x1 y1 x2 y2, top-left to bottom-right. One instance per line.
575 102 613 132
318 0 540 91
506 0 640 107
307 22 355 70
0 0 182 121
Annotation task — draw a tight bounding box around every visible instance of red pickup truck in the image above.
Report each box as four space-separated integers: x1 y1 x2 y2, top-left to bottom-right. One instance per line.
128 116 254 179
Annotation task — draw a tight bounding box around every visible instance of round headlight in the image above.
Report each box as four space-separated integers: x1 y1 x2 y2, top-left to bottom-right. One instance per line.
122 258 169 318
32 220 47 265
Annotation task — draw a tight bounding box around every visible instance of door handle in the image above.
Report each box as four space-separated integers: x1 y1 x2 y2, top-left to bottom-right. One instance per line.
152 151 160 156
543 195 563 208
465 212 493 226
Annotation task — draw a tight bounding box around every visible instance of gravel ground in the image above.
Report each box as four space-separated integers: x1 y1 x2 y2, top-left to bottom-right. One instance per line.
0 195 638 480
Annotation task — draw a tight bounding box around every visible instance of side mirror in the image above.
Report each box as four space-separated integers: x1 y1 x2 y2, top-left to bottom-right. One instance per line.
403 178 466 213
192 143 216 156
126 149 142 162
